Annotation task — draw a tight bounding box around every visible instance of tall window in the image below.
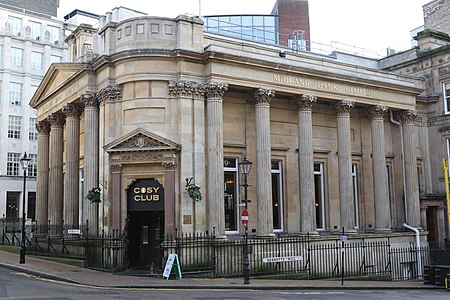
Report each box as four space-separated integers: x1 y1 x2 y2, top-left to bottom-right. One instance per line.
29 118 38 140
30 21 41 40
271 160 283 231
386 164 393 228
8 115 22 139
314 162 326 230
27 192 36 221
9 82 22 105
7 152 21 175
8 16 22 36
10 47 23 67
444 83 450 114
224 157 239 232
6 192 20 219
29 153 37 177
48 25 59 44
352 164 360 229
31 51 43 70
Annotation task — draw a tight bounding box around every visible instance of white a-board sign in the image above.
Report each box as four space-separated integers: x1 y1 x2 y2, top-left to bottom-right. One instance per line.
162 253 182 280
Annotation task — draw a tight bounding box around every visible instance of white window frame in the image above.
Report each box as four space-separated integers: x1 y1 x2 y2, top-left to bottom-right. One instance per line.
271 160 284 232
31 51 43 70
29 117 37 141
47 25 59 44
444 82 450 114
10 47 23 67
8 16 22 36
314 162 326 230
352 164 360 230
50 55 61 64
28 154 37 177
9 82 22 105
7 152 21 176
30 21 41 40
224 157 239 234
8 115 21 139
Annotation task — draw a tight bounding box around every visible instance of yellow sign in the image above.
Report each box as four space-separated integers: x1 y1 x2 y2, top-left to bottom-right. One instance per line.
442 159 450 233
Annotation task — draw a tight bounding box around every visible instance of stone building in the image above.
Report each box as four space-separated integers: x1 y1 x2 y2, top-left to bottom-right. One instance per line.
379 0 450 248
30 6 426 266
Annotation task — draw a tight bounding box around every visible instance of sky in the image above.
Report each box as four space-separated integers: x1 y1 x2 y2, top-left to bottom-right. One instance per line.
57 0 430 57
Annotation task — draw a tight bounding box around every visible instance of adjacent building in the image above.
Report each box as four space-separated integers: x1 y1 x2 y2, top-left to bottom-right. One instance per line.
0 0 67 222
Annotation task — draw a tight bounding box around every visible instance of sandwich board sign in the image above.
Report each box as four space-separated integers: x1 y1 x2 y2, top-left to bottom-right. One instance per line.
162 253 182 280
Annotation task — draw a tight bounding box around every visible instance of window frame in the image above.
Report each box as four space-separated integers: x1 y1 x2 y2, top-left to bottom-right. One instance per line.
224 157 240 234
271 159 284 232
8 16 22 36
8 115 22 139
9 82 22 106
10 47 23 67
7 152 21 176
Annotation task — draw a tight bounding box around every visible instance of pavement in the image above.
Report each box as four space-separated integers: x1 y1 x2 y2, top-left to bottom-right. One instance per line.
0 249 444 290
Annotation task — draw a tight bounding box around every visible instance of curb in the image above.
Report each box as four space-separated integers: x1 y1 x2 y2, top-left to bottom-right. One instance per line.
0 261 443 290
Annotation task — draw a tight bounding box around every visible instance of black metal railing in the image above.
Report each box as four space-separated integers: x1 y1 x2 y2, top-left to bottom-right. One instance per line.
0 219 127 272
159 231 441 281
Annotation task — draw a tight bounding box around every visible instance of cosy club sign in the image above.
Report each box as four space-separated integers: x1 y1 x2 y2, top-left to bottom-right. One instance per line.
128 178 164 211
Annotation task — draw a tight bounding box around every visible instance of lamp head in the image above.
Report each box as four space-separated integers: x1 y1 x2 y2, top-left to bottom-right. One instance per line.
20 152 31 171
239 155 252 176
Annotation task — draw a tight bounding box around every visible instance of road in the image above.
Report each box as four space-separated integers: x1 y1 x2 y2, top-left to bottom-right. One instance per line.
0 266 448 299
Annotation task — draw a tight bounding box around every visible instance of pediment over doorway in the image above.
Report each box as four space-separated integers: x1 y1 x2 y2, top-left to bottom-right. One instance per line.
104 128 181 153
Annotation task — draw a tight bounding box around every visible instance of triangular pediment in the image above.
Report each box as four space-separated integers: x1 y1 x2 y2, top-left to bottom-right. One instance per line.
30 63 90 108
104 128 181 153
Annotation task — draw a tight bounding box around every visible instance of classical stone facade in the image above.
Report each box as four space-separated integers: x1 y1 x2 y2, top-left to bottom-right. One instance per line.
30 9 427 266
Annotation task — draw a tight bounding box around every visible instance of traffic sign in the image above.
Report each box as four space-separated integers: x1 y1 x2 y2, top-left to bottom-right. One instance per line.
241 209 249 226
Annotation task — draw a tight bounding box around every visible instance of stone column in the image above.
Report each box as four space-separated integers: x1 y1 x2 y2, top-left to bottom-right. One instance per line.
295 94 318 235
367 105 391 232
81 91 99 234
36 120 50 233
206 82 228 237
62 103 82 228
163 162 176 236
334 100 356 232
253 88 275 237
400 110 420 228
111 164 123 232
47 113 65 234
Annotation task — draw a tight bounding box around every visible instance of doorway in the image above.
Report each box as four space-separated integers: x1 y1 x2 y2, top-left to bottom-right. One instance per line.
128 211 164 267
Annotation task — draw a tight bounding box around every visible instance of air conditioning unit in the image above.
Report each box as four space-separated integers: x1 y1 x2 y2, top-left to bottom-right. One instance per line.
17 32 21 36
36 36 40 40
54 40 58 45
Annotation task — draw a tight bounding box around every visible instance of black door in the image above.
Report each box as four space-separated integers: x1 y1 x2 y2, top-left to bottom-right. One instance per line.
128 211 164 267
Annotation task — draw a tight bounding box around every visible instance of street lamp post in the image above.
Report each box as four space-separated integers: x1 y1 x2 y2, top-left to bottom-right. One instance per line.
239 155 252 285
19 152 31 264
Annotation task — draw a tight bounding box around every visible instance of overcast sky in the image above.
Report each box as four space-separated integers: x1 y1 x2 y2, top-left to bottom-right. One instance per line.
58 0 430 57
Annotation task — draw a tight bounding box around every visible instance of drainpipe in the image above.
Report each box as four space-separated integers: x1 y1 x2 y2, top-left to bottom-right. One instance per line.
390 111 408 221
403 223 423 279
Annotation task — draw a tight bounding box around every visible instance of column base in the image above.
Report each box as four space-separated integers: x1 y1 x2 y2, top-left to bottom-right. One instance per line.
256 233 276 239
374 228 392 234
300 231 319 237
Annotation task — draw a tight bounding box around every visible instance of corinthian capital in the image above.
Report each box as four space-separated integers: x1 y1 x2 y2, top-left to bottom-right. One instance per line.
399 109 418 124
205 82 228 99
47 113 65 127
252 88 275 105
62 103 83 118
98 84 122 103
334 100 354 115
36 120 51 134
81 91 98 108
294 94 317 111
367 105 388 120
168 81 206 99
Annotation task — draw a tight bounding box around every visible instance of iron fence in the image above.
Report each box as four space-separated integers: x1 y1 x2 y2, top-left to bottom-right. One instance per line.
1 219 127 272
160 231 447 281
